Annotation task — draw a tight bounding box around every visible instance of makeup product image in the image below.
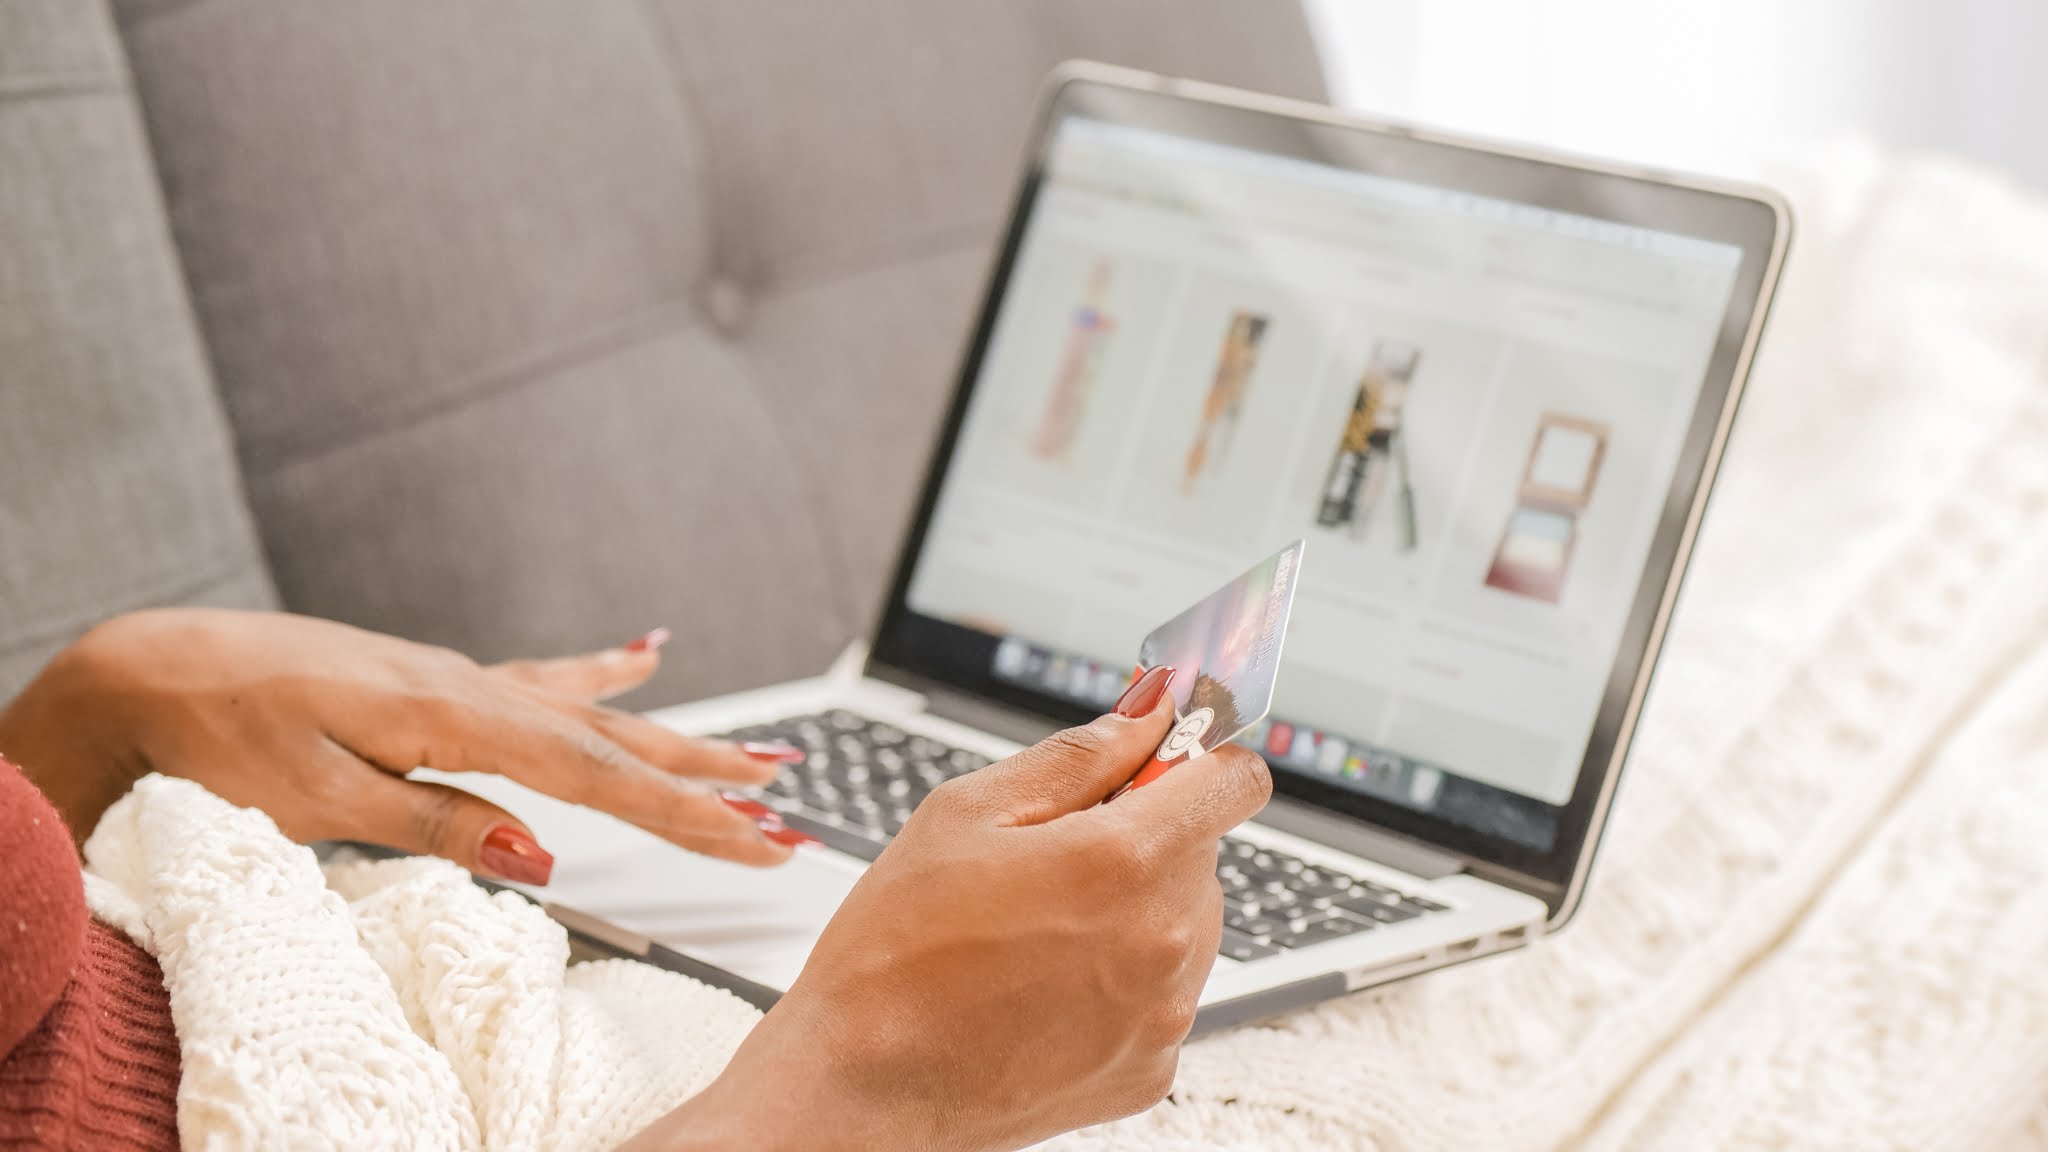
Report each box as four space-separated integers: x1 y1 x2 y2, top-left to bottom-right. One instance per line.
1484 413 1610 603
1031 259 1116 460
1315 342 1422 547
1181 310 1269 492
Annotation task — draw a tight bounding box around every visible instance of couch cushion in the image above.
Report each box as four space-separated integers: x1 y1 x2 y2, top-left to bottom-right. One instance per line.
0 0 273 700
112 0 1322 704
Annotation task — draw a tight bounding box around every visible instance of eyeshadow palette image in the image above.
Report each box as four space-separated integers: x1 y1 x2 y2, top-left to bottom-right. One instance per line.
1484 414 1610 603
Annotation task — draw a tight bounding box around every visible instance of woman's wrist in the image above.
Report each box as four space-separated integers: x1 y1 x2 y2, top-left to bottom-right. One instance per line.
625 1006 928 1152
0 619 154 842
627 1071 894 1152
627 1079 812 1152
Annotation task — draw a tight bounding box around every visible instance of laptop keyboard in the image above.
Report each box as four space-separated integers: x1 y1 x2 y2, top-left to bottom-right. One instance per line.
722 710 1453 961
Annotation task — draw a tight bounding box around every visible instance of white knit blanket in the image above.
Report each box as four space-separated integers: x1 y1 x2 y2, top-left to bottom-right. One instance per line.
82 149 2048 1151
83 779 762 1151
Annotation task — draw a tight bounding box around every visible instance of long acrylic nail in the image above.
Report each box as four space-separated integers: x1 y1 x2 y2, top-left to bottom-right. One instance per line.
761 823 820 848
740 741 805 764
623 626 672 654
478 824 554 885
1113 665 1177 719
720 791 777 820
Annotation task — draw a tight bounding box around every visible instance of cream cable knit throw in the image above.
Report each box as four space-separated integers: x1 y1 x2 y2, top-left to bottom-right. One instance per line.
82 780 762 1151
75 150 2048 1152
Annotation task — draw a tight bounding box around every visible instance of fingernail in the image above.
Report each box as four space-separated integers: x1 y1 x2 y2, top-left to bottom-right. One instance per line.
740 741 805 764
623 626 672 654
1114 665 1176 719
478 824 554 885
762 823 819 848
720 791 777 820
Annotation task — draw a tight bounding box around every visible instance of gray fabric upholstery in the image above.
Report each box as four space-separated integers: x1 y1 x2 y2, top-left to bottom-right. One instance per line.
5 0 1320 707
0 0 273 699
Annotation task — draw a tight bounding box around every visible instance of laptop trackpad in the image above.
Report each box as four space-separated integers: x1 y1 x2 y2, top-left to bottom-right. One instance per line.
424 771 858 993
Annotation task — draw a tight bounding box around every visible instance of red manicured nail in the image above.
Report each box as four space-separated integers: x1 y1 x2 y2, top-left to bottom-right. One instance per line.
1113 665 1177 719
740 741 805 764
720 791 777 820
478 824 554 885
623 626 672 654
762 823 819 848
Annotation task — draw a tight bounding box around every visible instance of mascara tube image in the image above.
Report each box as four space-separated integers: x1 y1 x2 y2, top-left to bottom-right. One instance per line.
1315 342 1421 546
1182 311 1269 492
1031 258 1116 461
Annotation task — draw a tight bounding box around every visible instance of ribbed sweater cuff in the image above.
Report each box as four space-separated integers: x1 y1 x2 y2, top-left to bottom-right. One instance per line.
0 920 180 1151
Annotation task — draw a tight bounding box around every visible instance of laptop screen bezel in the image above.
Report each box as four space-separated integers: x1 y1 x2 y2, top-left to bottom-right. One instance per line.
865 65 1787 904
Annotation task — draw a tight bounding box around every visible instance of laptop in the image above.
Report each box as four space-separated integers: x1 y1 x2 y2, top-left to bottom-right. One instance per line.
433 62 1790 1033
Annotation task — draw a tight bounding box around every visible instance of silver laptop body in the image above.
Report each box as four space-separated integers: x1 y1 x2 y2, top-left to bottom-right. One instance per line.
435 63 1790 1032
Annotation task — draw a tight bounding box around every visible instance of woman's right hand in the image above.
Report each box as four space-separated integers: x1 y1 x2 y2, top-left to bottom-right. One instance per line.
631 668 1273 1152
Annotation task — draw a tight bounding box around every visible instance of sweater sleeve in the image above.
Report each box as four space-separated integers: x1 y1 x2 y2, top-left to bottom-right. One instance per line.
0 753 179 1150
0 753 84 1061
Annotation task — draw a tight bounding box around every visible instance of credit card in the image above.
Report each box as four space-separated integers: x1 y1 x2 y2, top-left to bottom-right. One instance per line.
1108 538 1305 799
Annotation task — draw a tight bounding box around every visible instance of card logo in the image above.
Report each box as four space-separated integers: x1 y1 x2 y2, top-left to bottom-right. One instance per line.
1156 706 1216 763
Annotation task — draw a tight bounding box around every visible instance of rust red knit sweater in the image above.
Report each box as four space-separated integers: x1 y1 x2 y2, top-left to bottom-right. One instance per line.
0 754 179 1150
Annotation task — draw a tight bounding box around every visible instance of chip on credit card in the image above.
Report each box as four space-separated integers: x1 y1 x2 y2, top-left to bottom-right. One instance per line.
1109 539 1304 799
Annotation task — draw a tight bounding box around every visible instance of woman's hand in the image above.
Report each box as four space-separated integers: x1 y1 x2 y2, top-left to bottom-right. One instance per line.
0 609 806 881
633 669 1273 1152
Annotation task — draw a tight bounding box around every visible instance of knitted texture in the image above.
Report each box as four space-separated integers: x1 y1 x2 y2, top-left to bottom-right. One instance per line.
0 921 182 1152
0 756 180 1152
83 777 761 1151
0 755 84 1059
1590 620 2048 1151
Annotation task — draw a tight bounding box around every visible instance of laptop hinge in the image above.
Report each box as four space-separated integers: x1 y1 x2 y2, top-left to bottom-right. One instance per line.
891 667 1464 881
1255 793 1465 880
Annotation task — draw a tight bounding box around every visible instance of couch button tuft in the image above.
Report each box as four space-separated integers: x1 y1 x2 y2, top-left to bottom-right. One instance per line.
705 277 751 335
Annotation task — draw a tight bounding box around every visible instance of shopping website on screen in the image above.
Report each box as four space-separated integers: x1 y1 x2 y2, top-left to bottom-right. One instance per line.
907 117 1741 813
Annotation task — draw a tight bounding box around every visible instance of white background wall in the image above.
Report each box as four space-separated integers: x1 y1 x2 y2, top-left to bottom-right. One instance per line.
1305 0 2048 190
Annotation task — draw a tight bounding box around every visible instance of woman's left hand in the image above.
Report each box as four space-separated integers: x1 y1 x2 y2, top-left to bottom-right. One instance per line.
0 609 807 883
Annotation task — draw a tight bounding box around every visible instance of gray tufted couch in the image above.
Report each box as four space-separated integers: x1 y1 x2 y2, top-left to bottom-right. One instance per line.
0 0 1322 707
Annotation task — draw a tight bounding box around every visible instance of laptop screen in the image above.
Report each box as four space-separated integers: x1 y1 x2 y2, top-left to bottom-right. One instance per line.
874 79 1781 892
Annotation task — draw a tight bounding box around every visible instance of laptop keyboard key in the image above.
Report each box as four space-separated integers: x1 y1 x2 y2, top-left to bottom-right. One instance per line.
1223 909 1293 943
1260 887 1303 910
1219 928 1281 962
767 809 886 863
1293 872 1354 901
1282 915 1373 947
1338 896 1421 924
